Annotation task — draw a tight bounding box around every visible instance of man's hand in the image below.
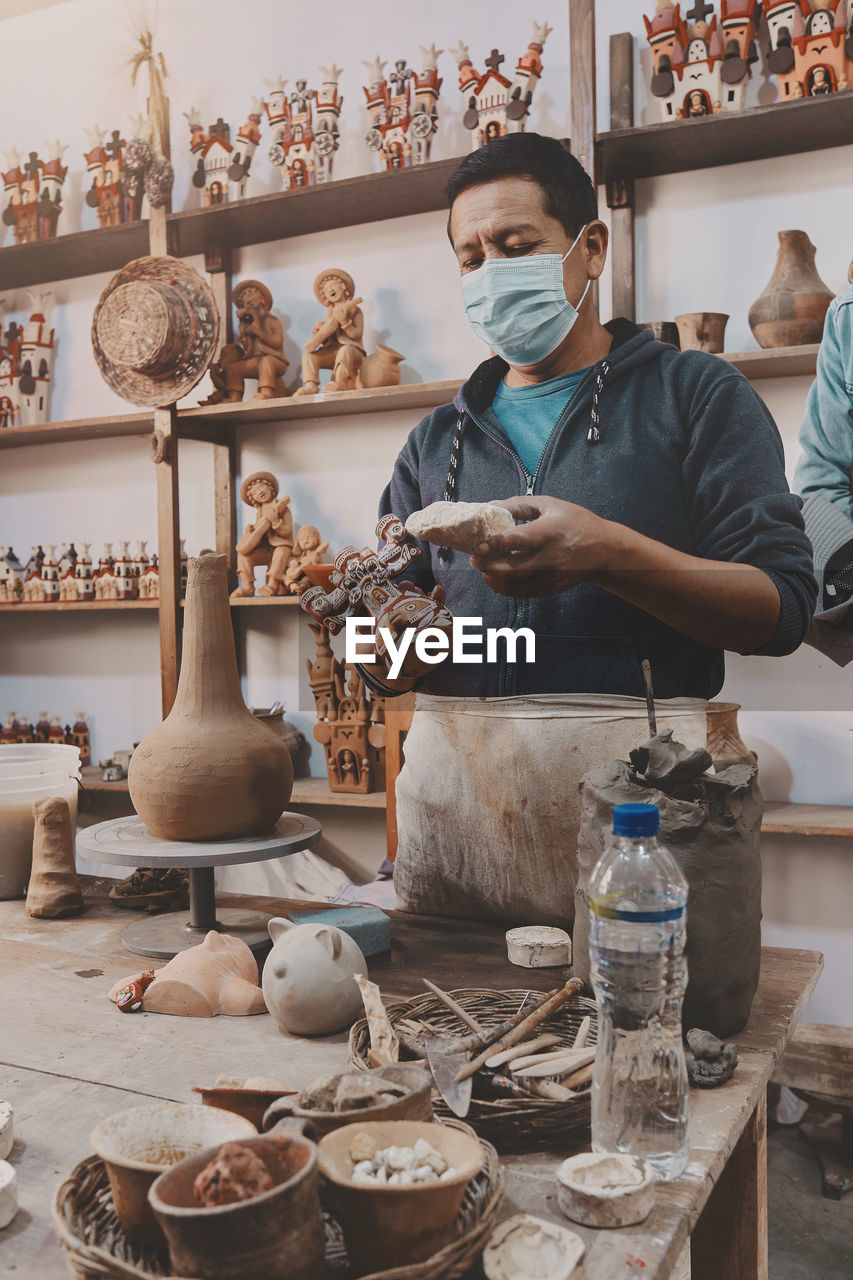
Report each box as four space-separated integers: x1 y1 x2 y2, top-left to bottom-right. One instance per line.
469 496 614 598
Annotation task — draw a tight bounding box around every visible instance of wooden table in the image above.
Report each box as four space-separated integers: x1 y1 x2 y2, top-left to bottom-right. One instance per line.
0 884 822 1280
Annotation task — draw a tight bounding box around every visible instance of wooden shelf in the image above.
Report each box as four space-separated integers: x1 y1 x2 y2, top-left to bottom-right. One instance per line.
0 599 159 613
0 412 154 450
0 219 150 292
180 379 461 428
721 345 819 380
597 93 853 183
290 777 387 809
761 801 853 839
81 766 131 793
229 595 301 607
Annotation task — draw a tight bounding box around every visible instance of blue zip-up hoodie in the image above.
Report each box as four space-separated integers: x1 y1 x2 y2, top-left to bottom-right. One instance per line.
376 322 817 701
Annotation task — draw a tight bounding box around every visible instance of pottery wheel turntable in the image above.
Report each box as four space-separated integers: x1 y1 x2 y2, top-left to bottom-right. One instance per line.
77 812 322 959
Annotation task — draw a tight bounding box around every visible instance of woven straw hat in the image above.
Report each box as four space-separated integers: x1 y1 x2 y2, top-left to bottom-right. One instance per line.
234 279 273 311
240 472 279 505
313 268 355 304
91 256 220 407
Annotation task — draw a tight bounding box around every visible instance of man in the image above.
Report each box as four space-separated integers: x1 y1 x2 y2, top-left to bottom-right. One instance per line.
367 133 816 924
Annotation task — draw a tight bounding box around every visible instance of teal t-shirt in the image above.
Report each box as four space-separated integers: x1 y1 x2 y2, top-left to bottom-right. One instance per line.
489 367 592 477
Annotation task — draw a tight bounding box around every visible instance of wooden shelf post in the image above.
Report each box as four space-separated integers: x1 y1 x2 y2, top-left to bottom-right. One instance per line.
204 244 237 582
607 32 636 321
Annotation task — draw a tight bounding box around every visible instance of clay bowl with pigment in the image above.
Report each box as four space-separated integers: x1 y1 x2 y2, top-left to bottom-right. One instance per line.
262 1064 433 1139
90 1102 256 1247
317 1119 484 1272
148 1120 323 1280
194 1085 297 1131
301 563 335 590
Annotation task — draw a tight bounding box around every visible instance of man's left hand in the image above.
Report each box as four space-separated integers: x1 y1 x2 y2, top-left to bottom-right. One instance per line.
470 496 614 598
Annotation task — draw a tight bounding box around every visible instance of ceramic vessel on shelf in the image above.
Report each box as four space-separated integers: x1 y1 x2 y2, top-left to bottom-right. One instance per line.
674 312 728 353
749 230 834 349
128 554 292 840
705 701 757 773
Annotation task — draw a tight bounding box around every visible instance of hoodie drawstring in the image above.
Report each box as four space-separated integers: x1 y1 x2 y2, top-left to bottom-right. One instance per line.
587 358 611 445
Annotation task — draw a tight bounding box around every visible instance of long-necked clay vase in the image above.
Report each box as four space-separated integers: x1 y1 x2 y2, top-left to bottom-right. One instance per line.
749 230 834 349
129 554 292 840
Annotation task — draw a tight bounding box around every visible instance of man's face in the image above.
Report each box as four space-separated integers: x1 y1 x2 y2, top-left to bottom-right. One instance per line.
448 176 599 335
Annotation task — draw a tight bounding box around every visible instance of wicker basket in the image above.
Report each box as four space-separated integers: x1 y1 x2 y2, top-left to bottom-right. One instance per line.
52 1119 503 1280
348 987 598 1149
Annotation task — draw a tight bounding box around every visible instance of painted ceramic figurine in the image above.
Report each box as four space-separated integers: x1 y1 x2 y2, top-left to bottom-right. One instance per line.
294 268 404 396
305 621 387 793
232 471 293 598
2 142 67 244
203 280 288 404
362 45 442 169
264 67 343 188
644 3 764 119
449 22 553 149
0 298 55 427
187 104 262 205
765 0 853 98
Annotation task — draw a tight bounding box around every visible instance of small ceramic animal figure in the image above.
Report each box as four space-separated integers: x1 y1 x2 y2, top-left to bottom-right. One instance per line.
231 471 294 598
203 279 288 404
262 918 368 1036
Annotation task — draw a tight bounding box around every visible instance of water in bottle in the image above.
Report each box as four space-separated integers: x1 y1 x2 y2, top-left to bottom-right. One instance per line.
589 801 690 1181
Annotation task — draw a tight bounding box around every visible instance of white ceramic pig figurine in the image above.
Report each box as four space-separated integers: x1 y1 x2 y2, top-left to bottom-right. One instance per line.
262 918 368 1036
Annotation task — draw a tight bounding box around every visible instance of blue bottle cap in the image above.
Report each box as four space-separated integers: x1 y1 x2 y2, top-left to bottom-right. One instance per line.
612 802 659 837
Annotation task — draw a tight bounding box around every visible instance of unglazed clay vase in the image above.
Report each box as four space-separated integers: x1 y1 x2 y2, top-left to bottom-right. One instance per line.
262 918 368 1037
358 344 405 388
129 554 292 839
705 701 757 774
674 312 729 353
749 230 834 348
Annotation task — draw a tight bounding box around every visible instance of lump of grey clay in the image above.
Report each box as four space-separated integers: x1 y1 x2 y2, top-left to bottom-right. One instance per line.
629 728 712 794
686 1027 738 1088
405 501 515 554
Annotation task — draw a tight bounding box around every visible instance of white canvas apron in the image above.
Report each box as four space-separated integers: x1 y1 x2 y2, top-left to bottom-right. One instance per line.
394 693 707 927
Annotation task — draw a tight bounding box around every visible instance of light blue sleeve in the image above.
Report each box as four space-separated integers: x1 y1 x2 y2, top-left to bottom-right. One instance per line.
794 289 853 521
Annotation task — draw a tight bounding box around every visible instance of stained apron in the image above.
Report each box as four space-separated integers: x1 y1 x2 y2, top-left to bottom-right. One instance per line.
393 693 707 927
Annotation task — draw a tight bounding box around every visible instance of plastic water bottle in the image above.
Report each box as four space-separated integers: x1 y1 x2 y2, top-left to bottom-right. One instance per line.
588 802 690 1181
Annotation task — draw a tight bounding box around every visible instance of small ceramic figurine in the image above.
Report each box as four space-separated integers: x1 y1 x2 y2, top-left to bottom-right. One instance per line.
262 917 368 1036
0 547 24 602
264 66 343 189
294 269 404 397
187 104 262 206
283 525 330 594
109 931 267 1017
2 143 67 244
231 471 294 598
26 796 84 919
644 2 762 121
362 45 442 170
765 0 852 99
203 280 288 404
0 297 55 427
450 22 553 150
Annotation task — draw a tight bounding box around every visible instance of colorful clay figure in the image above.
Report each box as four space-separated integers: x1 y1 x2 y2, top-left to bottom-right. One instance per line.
0 548 24 602
187 103 262 205
765 1 853 98
305 621 387 794
2 142 67 244
231 471 294 599
362 45 442 169
644 2 761 120
0 298 55 426
84 127 132 226
450 22 553 149
203 280 288 404
264 67 343 188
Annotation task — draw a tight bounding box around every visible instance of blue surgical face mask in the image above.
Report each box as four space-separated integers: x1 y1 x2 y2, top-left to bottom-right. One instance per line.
461 225 591 366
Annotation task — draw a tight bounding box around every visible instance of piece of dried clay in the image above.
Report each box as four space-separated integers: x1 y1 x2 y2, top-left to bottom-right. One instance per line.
355 974 399 1067
556 1152 655 1228
483 1213 585 1280
406 501 515 554
333 1074 407 1111
242 1075 286 1091
506 926 571 969
686 1027 738 1088
349 1131 377 1163
0 1103 13 1161
193 1142 274 1207
214 1075 243 1089
0 1159 18 1229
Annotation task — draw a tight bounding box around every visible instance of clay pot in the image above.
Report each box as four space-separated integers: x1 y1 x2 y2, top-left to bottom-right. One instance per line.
674 312 729 353
252 707 310 778
317 1120 483 1272
149 1119 324 1280
129 554 292 840
301 563 335 590
261 918 368 1036
749 230 834 349
358 343 405 388
705 701 757 773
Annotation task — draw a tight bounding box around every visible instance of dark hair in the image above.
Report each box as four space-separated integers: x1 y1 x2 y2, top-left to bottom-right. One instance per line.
445 133 598 241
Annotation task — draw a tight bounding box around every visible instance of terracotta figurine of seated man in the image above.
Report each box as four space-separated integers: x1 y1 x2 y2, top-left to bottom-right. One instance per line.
232 471 293 598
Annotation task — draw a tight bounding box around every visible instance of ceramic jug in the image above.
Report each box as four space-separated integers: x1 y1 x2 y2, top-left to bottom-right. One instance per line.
749 230 834 349
262 918 368 1036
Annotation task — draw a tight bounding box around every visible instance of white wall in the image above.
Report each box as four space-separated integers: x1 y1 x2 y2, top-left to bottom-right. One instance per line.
1 0 851 1015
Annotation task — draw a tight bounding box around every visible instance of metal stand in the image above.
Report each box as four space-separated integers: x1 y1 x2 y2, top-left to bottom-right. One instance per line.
78 812 322 960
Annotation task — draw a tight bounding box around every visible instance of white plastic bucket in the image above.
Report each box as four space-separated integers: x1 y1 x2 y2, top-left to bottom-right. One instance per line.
0 744 80 900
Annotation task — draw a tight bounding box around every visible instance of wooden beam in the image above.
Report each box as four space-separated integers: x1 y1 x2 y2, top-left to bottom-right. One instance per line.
772 1023 853 1098
204 244 238 583
384 692 415 861
691 1091 768 1280
153 405 181 716
569 0 597 182
607 33 636 321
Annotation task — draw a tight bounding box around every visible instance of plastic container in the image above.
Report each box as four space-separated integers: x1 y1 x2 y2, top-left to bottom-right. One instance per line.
588 802 690 1182
0 744 80 899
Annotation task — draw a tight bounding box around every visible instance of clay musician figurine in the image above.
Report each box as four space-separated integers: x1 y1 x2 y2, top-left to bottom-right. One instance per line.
282 525 330 595
203 279 288 404
231 471 293 599
294 268 365 396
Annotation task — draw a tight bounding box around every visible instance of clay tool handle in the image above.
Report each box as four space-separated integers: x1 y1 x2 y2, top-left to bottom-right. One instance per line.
511 1049 596 1079
442 987 559 1057
455 978 584 1083
485 1032 562 1070
642 658 657 737
422 979 484 1034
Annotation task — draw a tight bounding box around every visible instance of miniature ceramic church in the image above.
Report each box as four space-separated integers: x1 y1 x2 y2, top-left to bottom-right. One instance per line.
764 0 853 98
449 22 553 149
187 104 263 205
264 67 343 188
644 2 762 120
362 46 443 169
0 299 55 427
83 126 134 227
1 142 67 244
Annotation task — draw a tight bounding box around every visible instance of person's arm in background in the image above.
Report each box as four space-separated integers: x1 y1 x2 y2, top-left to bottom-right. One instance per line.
795 291 853 521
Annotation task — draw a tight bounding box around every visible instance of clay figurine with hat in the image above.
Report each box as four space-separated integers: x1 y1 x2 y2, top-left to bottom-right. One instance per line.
202 278 289 404
294 268 405 397
232 471 294 599
91 256 219 407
